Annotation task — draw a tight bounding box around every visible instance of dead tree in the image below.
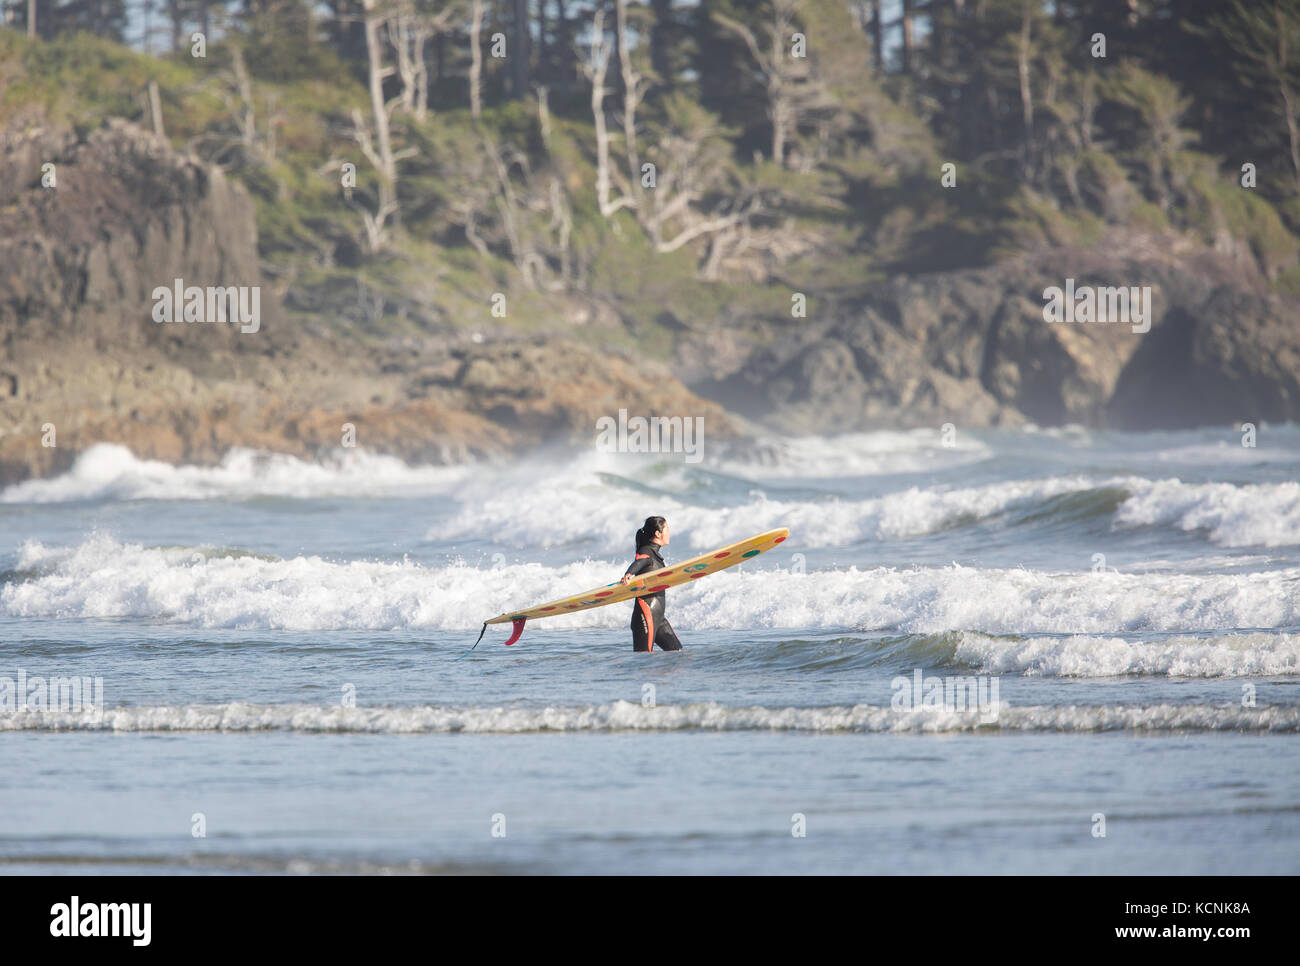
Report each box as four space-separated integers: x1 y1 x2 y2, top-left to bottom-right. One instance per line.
437 129 577 292
1016 0 1035 180
616 0 650 208
388 1 460 121
350 0 417 252
713 0 806 168
188 43 285 168
469 0 484 119
582 6 637 217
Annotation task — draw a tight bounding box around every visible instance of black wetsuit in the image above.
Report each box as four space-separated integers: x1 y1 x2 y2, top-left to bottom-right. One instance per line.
623 543 682 652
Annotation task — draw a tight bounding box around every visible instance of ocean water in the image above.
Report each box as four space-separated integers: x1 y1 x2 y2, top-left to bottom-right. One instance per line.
1 426 1298 874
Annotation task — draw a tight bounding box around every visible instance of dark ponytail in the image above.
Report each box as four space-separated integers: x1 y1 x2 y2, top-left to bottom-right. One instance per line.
635 516 666 552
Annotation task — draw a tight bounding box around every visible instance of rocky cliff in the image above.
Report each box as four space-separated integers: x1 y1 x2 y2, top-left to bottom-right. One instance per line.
2 117 1297 486
0 119 739 485
681 244 1298 433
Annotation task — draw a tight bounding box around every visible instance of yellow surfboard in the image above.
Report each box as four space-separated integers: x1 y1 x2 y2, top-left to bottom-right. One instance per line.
475 527 790 648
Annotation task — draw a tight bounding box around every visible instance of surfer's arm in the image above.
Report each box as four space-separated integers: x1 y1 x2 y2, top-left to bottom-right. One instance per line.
622 553 653 583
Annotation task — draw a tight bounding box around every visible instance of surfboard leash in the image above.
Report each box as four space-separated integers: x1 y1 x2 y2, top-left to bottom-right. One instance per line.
454 622 489 662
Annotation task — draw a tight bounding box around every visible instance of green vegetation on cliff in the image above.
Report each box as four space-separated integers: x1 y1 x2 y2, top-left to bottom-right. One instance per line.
3 0 1298 354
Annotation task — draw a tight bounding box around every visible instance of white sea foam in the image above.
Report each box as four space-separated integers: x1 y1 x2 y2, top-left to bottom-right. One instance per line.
5 538 1299 646
1113 479 1300 547
951 630 1300 677
3 536 522 631
1 699 1293 733
439 473 1127 552
714 429 991 479
685 476 1130 550
442 472 1300 552
1152 437 1300 466
9 441 1300 553
0 430 984 506
684 563 1300 640
0 444 469 503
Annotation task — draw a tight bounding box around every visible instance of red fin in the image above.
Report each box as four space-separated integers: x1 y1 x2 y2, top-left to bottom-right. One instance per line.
503 617 527 646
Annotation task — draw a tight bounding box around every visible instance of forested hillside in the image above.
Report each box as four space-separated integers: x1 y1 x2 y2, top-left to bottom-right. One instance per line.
2 1 1298 481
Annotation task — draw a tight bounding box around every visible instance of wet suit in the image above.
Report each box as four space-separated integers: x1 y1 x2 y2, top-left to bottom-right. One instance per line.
623 544 682 652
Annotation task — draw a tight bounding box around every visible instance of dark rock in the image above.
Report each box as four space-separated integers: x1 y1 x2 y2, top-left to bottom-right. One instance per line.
682 252 1298 432
1109 287 1300 429
0 119 741 485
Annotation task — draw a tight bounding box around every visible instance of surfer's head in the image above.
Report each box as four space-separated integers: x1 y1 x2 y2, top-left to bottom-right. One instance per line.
636 516 669 549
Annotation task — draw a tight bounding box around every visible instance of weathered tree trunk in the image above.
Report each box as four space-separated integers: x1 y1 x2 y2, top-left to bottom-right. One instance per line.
364 0 394 185
584 7 636 218
388 11 439 121
1276 5 1300 195
869 0 883 73
415 25 429 119
230 44 256 149
901 0 914 73
616 0 646 205
351 0 403 251
470 0 484 119
537 85 552 150
1017 0 1035 179
390 15 417 116
148 79 166 138
713 2 797 167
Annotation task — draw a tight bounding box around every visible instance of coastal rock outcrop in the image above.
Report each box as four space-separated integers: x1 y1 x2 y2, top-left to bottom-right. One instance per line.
682 250 1298 433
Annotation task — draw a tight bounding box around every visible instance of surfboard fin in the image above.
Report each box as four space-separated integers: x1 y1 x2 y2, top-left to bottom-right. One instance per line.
503 617 527 646
456 617 526 660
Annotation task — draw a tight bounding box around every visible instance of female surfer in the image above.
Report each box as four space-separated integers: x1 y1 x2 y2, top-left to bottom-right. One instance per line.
619 516 682 652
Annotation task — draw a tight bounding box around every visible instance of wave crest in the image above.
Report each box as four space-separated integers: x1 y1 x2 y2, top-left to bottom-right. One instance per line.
3 699 1293 734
